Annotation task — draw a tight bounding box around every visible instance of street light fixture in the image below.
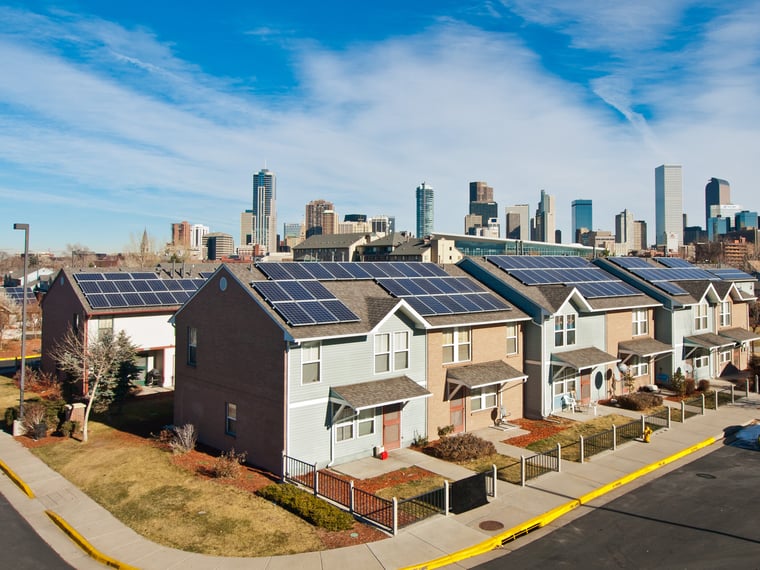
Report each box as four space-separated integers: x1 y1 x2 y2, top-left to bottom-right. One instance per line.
13 223 29 424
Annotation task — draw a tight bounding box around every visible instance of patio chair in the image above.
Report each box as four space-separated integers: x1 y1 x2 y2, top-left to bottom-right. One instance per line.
562 394 578 413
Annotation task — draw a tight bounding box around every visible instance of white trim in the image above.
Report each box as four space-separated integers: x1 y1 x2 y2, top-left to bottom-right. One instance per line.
288 396 330 410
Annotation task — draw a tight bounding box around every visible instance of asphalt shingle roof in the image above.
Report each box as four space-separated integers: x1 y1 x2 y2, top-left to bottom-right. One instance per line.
617 337 673 357
551 347 619 370
446 360 527 389
330 376 431 410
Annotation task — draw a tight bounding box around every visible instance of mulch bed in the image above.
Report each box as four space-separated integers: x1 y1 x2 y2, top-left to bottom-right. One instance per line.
503 417 577 447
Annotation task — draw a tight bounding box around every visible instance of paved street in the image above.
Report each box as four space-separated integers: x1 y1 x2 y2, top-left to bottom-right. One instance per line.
470 444 760 569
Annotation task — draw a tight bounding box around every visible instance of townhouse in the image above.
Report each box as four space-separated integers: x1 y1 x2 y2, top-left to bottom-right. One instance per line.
459 255 665 418
172 261 529 476
594 257 759 382
41 266 211 390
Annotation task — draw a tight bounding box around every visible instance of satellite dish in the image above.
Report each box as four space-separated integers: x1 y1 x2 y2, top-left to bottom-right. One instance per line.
618 363 629 373
683 363 693 374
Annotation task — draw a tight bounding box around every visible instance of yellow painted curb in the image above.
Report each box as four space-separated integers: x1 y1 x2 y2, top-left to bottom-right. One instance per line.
400 436 718 570
0 458 35 498
45 510 139 570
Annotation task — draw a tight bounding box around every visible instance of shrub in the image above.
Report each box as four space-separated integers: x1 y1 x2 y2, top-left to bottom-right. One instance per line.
22 401 48 439
429 433 496 462
13 368 63 400
59 420 79 437
670 371 686 396
257 484 354 531
437 425 454 438
169 423 197 454
684 378 696 396
698 379 711 393
411 431 428 447
4 406 18 431
211 448 247 478
616 392 663 411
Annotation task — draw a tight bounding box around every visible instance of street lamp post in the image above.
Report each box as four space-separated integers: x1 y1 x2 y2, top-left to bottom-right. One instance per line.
13 223 29 424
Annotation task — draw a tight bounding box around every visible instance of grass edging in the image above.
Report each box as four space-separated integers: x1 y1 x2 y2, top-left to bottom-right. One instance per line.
45 510 138 570
400 436 718 570
0 458 35 498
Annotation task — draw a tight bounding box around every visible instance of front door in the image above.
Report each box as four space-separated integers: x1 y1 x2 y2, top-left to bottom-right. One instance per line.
382 404 402 450
450 393 465 434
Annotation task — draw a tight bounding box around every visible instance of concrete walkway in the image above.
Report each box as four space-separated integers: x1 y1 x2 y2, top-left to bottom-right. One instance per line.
2 395 760 570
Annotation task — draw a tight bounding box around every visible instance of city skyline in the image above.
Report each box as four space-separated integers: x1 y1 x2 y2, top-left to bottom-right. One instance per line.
2 2 760 253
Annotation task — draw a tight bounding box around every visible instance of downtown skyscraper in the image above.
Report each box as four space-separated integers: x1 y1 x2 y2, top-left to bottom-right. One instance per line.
416 182 434 238
655 164 683 250
252 168 277 253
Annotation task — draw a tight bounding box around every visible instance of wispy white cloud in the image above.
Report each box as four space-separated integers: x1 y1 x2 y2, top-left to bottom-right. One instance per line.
0 3 759 252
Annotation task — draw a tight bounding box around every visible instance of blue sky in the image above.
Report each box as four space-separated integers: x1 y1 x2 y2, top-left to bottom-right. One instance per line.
2 1 760 254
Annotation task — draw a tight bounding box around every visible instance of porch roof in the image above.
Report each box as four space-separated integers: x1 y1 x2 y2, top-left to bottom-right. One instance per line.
329 375 431 412
446 360 527 389
618 338 672 357
719 327 760 344
551 347 619 371
683 333 735 350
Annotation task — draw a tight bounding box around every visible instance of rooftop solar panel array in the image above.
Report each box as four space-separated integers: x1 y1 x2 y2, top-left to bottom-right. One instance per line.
486 255 642 299
251 280 360 326
708 268 755 280
73 272 204 309
256 261 448 281
1 287 35 305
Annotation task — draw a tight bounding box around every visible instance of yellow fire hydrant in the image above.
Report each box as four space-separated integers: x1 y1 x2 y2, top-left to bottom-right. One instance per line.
643 426 653 443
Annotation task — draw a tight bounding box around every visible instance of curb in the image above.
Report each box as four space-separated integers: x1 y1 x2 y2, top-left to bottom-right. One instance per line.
45 510 139 570
401 436 718 570
0 458 35 498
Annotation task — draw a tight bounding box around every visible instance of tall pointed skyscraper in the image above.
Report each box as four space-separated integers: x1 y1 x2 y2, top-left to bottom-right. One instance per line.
416 182 434 238
252 168 277 253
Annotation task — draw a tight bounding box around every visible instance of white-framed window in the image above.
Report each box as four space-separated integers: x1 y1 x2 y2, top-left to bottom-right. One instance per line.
720 301 731 327
302 341 321 384
719 350 731 364
553 368 577 397
632 309 648 336
695 355 709 368
333 405 375 441
98 317 113 336
554 314 576 347
225 402 237 436
443 328 471 364
187 327 197 366
471 385 498 411
375 332 410 373
506 324 518 355
630 356 649 377
694 302 709 331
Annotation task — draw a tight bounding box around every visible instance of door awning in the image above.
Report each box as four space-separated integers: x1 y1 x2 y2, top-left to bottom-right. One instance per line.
683 333 736 350
718 328 760 344
329 375 431 412
618 338 673 358
446 360 527 390
551 347 619 371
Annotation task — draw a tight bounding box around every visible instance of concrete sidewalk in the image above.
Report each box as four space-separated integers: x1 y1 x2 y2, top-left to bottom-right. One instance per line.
2 397 759 570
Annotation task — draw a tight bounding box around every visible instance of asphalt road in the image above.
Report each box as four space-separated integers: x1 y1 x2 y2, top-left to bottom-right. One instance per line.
473 444 760 569
0 491 73 569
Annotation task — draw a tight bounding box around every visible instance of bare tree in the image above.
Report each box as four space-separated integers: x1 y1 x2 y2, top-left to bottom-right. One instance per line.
0 293 21 350
50 329 138 442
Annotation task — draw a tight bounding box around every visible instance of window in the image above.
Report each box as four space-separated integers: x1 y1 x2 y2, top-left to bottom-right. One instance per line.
553 368 577 397
187 327 197 366
506 324 518 355
98 317 113 335
695 355 709 368
694 302 708 331
471 386 498 411
442 328 471 364
720 350 731 364
632 309 648 336
720 301 731 327
302 341 321 384
374 332 410 373
225 403 237 436
629 356 649 378
333 405 375 441
72 313 80 334
554 315 576 347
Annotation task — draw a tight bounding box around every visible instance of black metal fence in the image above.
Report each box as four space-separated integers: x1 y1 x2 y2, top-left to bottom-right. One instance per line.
397 487 447 528
682 395 704 420
523 446 560 483
353 486 394 530
283 454 315 489
644 407 670 430
583 428 614 460
615 420 642 445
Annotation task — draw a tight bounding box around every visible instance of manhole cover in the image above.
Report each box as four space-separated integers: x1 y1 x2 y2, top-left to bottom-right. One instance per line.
479 520 505 531
696 473 716 479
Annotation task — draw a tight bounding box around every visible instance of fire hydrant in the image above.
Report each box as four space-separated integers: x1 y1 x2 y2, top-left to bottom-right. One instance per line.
643 426 653 443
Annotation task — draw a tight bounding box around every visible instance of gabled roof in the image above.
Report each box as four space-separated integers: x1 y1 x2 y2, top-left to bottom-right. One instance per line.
329 376 431 411
446 360 527 389
718 328 760 344
388 239 430 256
618 338 673 357
551 347 619 371
293 232 371 250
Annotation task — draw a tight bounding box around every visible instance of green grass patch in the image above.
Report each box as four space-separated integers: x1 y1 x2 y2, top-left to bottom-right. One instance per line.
375 475 447 500
526 414 637 452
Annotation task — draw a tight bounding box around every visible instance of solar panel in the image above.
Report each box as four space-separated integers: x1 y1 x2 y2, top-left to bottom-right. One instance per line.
139 292 161 306
130 272 159 280
174 291 191 303
253 281 291 302
256 263 295 280
377 279 413 297
655 282 689 295
319 262 356 279
412 263 448 277
79 281 102 294
115 281 136 293
301 263 334 280
99 281 119 294
337 263 373 279
632 268 715 282
471 293 510 311
321 300 360 322
654 257 692 268
87 294 110 308
102 272 131 280
434 295 468 313
301 281 335 299
74 273 105 281
574 282 642 298
108 294 129 307
123 292 143 306
608 257 652 269
708 268 754 280
163 280 184 291
416 296 454 314
274 302 315 325
156 292 177 305
488 255 591 271
299 301 341 323
149 280 169 292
